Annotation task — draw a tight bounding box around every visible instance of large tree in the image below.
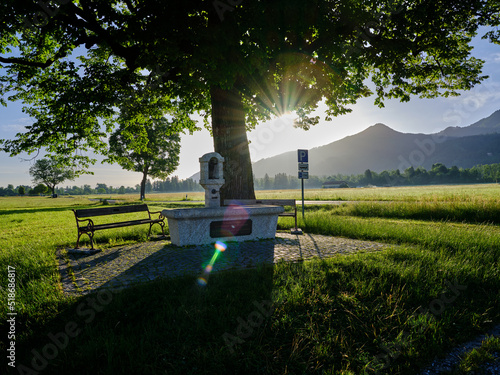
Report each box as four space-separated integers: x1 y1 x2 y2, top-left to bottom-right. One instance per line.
29 158 75 196
1 1 499 201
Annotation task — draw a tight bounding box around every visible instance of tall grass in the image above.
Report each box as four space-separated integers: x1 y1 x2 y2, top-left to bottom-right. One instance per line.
257 183 500 202
280 201 500 270
343 199 500 224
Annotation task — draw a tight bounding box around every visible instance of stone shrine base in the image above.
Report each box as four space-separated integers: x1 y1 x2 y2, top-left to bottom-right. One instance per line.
161 205 284 246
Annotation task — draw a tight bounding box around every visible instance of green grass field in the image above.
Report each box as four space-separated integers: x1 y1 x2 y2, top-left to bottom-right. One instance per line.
1 184 499 374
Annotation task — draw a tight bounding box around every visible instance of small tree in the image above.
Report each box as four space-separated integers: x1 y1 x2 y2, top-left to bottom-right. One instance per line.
30 183 48 196
363 169 374 186
263 173 272 190
95 183 108 194
108 124 181 200
106 97 191 200
83 185 93 195
29 159 75 197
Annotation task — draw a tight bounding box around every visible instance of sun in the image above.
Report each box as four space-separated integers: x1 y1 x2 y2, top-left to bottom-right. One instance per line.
277 111 296 123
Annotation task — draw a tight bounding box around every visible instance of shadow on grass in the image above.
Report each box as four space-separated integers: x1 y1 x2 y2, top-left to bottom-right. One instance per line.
66 238 277 294
13 244 279 375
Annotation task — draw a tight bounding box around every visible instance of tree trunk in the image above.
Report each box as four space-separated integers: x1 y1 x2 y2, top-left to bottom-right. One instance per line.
210 86 256 203
140 167 148 200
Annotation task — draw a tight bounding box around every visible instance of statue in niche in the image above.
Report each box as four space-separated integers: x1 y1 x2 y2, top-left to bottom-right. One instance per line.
209 157 218 179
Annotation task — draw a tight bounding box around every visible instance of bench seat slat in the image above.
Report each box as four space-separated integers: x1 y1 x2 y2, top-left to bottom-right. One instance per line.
79 218 162 231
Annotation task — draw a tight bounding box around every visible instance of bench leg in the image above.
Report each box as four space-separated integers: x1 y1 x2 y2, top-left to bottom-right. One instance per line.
294 206 298 230
88 232 95 250
76 231 82 249
76 231 95 249
149 221 166 237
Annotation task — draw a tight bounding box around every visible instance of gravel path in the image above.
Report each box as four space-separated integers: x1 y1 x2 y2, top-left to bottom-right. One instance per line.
58 232 390 295
419 324 500 375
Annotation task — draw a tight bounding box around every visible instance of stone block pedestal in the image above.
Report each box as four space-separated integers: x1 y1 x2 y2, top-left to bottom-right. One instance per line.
162 205 284 246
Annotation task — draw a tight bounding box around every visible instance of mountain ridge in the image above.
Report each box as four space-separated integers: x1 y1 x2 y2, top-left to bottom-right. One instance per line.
437 109 500 137
251 110 500 178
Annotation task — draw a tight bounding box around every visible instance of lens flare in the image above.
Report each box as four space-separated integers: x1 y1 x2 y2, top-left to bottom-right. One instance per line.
197 240 228 286
215 241 227 252
197 277 207 286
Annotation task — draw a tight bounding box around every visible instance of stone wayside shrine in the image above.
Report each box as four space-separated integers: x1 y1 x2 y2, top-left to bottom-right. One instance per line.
162 152 284 246
199 152 225 208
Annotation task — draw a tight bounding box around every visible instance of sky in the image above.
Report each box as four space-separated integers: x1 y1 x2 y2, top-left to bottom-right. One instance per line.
1 32 500 188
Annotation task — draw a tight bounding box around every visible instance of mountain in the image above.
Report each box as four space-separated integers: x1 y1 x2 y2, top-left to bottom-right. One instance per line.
251 111 500 178
437 109 500 137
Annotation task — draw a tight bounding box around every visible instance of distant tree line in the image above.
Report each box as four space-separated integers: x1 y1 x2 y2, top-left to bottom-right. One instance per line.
333 163 500 187
151 177 204 193
253 163 500 190
254 173 325 190
2 164 500 196
0 183 138 197
0 177 202 196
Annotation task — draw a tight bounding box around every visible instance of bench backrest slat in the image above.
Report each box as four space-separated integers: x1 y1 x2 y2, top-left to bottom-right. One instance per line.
74 204 149 218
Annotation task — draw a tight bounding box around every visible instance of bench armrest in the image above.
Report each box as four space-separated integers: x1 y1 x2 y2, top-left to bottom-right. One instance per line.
148 210 165 220
74 217 95 230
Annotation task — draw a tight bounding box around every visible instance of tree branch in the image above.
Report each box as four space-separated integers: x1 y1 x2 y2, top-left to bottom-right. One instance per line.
0 32 95 68
0 56 56 68
69 0 140 69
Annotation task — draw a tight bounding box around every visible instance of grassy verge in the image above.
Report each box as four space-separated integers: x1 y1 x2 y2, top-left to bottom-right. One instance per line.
453 336 500 374
336 199 500 225
1 187 499 374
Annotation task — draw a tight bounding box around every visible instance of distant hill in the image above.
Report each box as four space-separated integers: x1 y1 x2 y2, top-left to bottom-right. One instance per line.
437 109 500 137
251 111 500 177
189 171 200 182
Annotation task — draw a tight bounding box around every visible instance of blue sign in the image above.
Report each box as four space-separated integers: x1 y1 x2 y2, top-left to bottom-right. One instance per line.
297 149 308 163
298 171 309 179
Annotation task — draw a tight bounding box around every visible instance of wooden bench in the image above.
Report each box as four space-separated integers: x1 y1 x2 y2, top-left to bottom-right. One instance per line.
72 204 165 249
224 199 298 231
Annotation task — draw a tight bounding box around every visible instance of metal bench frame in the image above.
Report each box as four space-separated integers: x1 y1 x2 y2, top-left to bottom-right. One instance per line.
72 204 165 249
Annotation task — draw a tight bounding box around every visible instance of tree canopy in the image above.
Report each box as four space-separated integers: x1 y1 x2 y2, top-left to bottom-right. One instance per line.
29 158 75 196
1 0 499 200
106 93 191 199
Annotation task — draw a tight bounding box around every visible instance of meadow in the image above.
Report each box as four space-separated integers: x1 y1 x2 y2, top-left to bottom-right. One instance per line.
0 184 499 374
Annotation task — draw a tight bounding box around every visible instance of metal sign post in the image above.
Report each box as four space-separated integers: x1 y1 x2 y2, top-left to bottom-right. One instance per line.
301 177 305 218
297 150 309 219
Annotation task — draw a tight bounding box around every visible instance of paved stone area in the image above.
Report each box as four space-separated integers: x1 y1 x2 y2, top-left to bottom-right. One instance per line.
58 233 393 296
